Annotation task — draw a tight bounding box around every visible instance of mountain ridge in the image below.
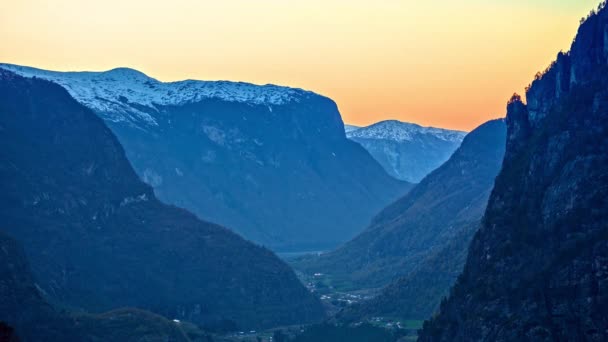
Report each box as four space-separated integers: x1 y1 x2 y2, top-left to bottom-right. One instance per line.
0 63 320 129
0 63 411 251
346 120 466 182
347 120 466 143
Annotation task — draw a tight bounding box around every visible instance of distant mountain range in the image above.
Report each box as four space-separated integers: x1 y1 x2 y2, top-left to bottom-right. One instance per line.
294 119 505 296
420 7 608 341
345 120 466 182
0 69 323 330
0 63 411 252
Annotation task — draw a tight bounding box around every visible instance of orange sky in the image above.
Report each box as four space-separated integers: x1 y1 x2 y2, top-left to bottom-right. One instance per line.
0 0 601 131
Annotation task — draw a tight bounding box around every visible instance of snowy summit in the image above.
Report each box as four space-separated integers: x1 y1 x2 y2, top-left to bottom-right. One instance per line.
345 120 467 182
0 63 316 126
347 120 466 143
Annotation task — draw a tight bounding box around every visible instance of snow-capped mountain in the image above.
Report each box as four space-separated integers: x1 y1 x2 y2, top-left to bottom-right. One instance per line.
344 124 360 133
0 63 410 251
0 69 324 329
346 120 466 182
0 63 315 128
348 120 466 143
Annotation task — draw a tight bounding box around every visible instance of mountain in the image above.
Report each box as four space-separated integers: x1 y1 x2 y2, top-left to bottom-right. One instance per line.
294 119 505 294
336 120 505 322
0 64 410 252
0 69 323 329
346 120 466 182
0 230 204 342
344 124 361 133
0 231 80 341
337 223 482 323
419 6 608 341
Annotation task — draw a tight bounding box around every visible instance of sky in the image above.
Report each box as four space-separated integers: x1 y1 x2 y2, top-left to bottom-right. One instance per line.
0 0 602 131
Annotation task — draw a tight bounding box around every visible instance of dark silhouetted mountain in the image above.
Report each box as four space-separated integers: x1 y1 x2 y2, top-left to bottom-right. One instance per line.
346 120 466 182
419 5 608 341
295 119 505 295
0 64 410 252
0 230 203 341
0 231 80 341
0 70 323 330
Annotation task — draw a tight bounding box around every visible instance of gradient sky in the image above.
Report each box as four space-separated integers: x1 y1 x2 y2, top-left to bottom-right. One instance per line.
0 0 602 130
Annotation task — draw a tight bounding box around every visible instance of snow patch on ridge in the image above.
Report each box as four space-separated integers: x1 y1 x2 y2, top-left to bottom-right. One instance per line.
344 124 360 133
0 63 316 126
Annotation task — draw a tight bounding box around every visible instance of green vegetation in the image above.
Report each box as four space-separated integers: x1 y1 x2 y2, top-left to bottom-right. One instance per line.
292 323 402 342
72 308 194 342
401 320 423 330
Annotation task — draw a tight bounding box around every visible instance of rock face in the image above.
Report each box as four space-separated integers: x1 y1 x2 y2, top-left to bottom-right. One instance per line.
295 120 505 294
419 6 608 341
0 64 410 252
0 70 323 329
346 120 466 182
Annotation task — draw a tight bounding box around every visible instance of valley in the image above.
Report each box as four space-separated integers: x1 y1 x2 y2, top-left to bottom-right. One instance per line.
2 1 608 341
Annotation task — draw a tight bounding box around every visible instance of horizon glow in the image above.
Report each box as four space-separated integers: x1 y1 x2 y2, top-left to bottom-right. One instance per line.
0 0 602 130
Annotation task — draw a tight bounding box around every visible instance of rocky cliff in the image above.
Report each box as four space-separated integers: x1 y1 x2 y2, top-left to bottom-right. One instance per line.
419 4 608 341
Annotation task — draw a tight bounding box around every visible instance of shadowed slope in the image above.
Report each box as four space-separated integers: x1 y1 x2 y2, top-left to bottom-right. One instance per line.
0 70 323 330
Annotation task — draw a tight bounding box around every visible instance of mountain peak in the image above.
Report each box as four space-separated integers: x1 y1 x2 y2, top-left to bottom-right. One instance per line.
0 63 321 128
345 119 466 182
344 124 360 133
347 119 466 143
102 67 153 80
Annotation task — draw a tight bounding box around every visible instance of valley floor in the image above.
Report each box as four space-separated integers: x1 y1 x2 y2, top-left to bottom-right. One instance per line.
289 264 423 341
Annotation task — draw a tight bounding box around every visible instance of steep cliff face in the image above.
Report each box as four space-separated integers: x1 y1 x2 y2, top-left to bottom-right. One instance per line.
0 64 410 251
0 70 323 330
420 6 608 341
294 120 505 293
